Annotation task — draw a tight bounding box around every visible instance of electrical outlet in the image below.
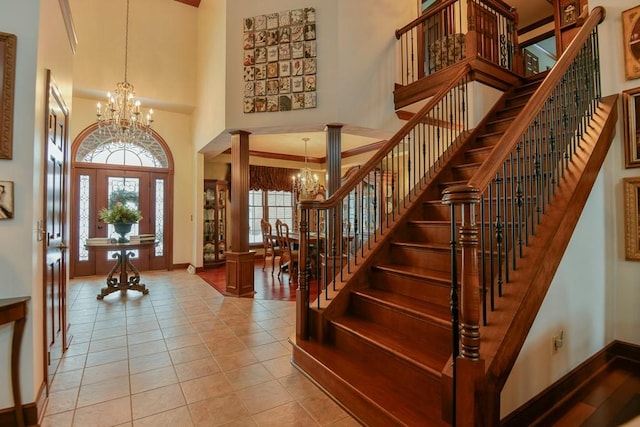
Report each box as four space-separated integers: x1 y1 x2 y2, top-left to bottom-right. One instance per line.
552 330 564 354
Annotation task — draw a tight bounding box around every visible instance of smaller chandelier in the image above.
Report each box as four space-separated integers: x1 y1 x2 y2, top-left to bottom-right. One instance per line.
96 0 154 142
292 138 320 200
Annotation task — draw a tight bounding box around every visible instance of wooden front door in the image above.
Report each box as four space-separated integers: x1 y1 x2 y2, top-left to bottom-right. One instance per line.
43 71 70 387
71 167 169 277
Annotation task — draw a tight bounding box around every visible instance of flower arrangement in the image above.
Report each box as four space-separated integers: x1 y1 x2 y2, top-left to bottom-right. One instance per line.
98 203 142 224
98 189 142 224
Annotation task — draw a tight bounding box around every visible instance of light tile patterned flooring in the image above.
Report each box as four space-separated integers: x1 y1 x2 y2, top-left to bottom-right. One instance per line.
42 270 360 426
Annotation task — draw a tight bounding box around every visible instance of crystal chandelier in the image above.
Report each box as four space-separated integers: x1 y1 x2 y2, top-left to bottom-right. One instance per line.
292 138 320 200
96 0 154 142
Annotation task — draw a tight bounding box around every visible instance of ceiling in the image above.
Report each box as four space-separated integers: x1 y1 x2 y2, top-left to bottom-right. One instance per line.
202 0 555 164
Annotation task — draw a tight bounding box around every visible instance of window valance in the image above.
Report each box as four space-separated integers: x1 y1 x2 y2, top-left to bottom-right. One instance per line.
250 165 298 192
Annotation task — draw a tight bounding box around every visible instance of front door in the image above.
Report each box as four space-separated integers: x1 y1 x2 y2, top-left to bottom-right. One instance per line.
72 167 168 276
43 71 70 387
95 170 151 274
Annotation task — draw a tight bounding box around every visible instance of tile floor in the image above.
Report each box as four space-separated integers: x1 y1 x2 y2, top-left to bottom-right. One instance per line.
41 270 360 426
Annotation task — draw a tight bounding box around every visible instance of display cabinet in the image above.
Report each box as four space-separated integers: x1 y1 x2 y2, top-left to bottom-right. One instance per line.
203 179 228 267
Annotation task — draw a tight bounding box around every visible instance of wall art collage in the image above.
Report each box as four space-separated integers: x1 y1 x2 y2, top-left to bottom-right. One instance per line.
243 7 317 113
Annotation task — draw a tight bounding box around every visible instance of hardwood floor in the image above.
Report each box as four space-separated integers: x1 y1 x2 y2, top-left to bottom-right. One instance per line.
543 359 640 427
198 258 318 302
504 342 640 427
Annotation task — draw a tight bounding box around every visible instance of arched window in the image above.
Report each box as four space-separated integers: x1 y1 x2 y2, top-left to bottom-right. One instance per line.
74 127 169 168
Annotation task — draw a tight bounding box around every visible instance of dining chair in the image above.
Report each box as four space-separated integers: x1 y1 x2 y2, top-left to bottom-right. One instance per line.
260 219 280 274
275 219 298 284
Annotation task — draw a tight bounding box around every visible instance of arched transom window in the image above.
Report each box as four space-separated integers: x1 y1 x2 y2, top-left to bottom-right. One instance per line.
75 127 169 168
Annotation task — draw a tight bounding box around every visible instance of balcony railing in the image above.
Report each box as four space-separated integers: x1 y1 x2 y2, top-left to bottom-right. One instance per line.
396 0 519 86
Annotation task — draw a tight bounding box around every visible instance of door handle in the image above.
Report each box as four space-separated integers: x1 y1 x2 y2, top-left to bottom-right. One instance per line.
97 225 103 230
57 242 68 251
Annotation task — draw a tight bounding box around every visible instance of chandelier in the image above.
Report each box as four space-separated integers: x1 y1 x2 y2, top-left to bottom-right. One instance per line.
96 0 154 142
292 138 320 200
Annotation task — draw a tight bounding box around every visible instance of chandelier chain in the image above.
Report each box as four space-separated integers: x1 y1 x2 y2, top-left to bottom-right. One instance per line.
124 0 130 82
95 0 154 143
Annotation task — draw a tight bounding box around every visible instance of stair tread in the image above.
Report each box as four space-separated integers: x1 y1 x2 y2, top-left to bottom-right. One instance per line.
374 263 453 284
333 313 450 374
452 162 481 170
354 287 451 323
294 339 449 426
391 241 450 250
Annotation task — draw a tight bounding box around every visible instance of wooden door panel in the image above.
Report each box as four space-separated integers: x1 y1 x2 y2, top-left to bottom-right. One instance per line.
44 71 69 392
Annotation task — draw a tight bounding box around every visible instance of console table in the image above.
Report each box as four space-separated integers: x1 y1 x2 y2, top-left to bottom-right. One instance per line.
0 296 30 427
85 240 156 299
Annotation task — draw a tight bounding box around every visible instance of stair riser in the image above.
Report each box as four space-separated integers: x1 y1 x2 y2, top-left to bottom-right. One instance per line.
406 223 451 243
291 345 401 426
390 245 455 272
349 296 452 350
372 270 451 308
452 165 479 181
422 203 451 221
485 120 513 133
330 325 445 390
465 147 493 163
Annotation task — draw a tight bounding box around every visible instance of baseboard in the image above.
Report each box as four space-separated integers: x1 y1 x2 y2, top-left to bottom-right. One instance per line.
0 380 47 426
172 262 190 270
501 340 640 426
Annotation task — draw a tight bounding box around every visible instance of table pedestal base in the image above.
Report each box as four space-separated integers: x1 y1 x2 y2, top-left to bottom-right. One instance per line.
97 250 149 299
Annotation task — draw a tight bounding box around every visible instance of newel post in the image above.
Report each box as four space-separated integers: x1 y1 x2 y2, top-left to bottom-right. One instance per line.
296 202 310 341
442 185 485 427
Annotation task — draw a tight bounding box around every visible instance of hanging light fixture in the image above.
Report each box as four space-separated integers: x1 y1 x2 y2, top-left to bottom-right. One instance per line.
96 0 154 142
292 137 320 200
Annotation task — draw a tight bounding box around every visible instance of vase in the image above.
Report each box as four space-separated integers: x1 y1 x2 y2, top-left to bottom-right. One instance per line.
113 222 133 243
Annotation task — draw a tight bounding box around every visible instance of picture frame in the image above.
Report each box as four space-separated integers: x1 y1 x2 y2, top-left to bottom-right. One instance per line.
559 0 578 28
0 32 17 160
0 180 14 219
622 87 640 168
623 177 640 261
622 5 640 80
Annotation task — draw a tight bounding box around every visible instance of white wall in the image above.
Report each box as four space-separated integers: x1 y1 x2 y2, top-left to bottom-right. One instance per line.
196 0 414 153
69 0 199 267
501 0 640 417
0 0 75 410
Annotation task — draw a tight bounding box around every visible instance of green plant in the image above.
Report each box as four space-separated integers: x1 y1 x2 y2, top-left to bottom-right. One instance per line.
98 203 142 224
107 189 140 210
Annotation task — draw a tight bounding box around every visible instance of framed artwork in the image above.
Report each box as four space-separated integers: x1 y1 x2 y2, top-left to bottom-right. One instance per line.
559 0 578 28
1 32 17 160
243 7 316 113
623 177 640 261
0 180 14 219
623 5 640 80
623 87 640 168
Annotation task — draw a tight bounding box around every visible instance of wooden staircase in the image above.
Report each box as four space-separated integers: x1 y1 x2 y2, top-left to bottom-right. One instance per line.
292 77 546 426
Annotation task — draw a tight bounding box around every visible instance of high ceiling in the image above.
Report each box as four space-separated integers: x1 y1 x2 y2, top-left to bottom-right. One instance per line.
203 0 555 163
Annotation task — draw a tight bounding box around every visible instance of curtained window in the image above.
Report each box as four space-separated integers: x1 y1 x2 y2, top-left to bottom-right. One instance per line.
248 166 296 244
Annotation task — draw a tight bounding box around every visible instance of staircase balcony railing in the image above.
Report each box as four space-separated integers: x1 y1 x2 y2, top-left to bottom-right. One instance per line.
396 0 519 87
295 64 473 340
443 6 605 425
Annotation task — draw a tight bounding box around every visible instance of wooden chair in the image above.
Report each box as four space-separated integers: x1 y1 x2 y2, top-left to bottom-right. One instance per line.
275 219 298 284
260 219 281 274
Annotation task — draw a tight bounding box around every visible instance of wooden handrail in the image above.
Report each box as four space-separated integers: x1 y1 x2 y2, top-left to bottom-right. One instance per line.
300 63 472 211
395 0 518 39
396 0 458 39
467 6 605 192
473 0 517 20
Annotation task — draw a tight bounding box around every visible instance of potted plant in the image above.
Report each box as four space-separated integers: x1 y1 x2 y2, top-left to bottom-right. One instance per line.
98 191 143 242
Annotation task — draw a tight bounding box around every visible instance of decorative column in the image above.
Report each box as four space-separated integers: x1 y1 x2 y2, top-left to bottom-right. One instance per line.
225 130 255 296
321 123 345 284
